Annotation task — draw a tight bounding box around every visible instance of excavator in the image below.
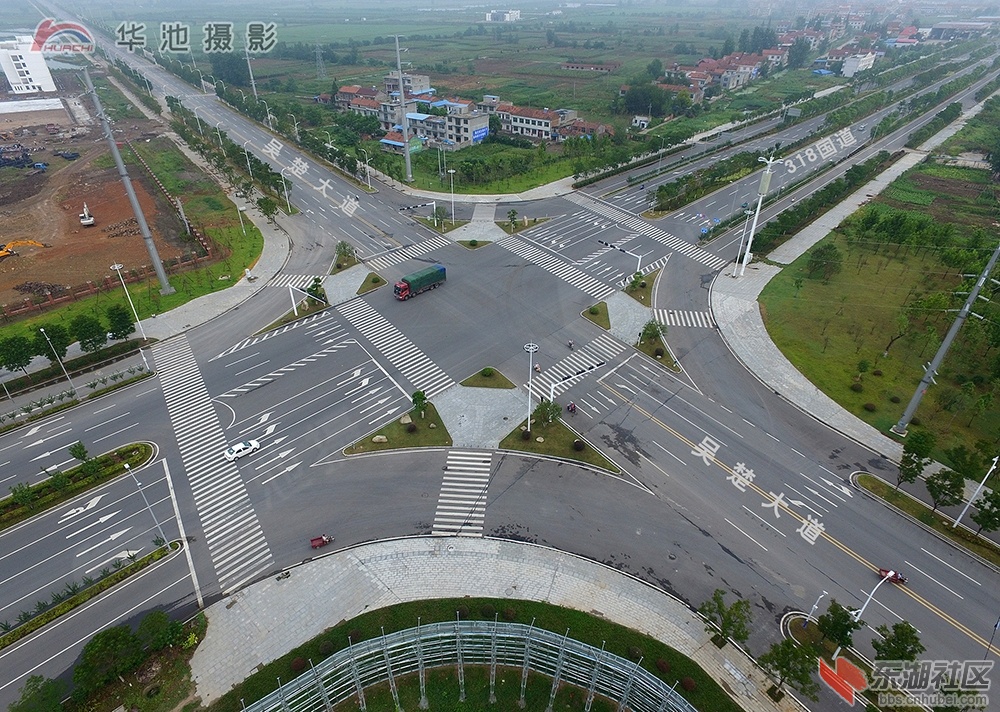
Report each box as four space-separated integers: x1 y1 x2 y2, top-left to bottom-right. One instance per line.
0 240 50 262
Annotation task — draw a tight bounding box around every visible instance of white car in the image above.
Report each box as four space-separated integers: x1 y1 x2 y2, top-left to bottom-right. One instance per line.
224 440 260 462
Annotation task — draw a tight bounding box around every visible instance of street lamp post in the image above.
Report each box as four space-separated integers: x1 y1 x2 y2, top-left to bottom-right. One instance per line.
215 79 226 95
191 108 204 136
738 155 778 276
126 463 168 545
287 113 300 142
833 572 895 660
195 68 205 92
39 327 74 394
732 205 753 278
656 135 667 174
954 456 999 529
236 88 247 103
280 168 291 214
803 590 828 628
260 99 273 130
237 205 247 235
110 263 150 370
524 343 539 433
358 147 372 190
215 122 224 149
242 140 254 182
448 168 456 225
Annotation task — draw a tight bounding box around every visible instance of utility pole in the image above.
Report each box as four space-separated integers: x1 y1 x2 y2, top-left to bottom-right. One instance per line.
245 45 259 100
83 69 173 295
394 35 413 183
738 155 777 276
891 239 1000 436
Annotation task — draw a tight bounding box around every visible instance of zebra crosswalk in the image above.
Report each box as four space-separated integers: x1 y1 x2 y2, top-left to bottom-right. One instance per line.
527 332 625 400
366 234 452 272
652 308 716 329
211 311 343 360
498 236 616 300
432 450 493 536
564 193 727 270
154 336 274 593
218 342 354 397
268 274 325 289
337 300 454 397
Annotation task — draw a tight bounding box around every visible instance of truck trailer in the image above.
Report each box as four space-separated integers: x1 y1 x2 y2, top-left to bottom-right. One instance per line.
394 264 446 300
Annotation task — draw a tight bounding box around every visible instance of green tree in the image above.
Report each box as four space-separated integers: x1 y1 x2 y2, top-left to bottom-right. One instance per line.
871 621 924 662
533 400 562 425
69 441 99 477
788 37 812 69
305 277 328 305
698 588 752 645
507 209 518 230
641 319 665 343
897 430 935 490
9 482 36 510
335 240 356 265
8 675 66 712
72 625 145 698
137 610 182 651
646 57 663 78
971 489 1000 536
411 390 427 417
257 196 279 222
806 243 843 281
758 638 820 701
106 304 136 341
70 314 107 354
925 469 964 513
32 324 70 363
816 599 863 649
0 335 35 376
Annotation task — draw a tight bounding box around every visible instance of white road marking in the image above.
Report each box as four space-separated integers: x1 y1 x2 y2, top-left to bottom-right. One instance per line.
904 560 965 599
920 548 980 585
741 505 786 536
726 518 767 551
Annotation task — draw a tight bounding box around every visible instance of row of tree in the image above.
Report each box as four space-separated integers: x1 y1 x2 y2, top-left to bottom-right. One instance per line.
0 306 135 379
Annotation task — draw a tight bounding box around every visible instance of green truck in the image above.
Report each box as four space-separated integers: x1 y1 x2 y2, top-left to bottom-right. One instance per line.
394 264 446 300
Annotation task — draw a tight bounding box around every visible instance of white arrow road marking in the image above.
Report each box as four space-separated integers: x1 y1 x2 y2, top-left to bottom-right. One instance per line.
337 368 363 386
820 477 853 498
359 397 390 414
59 496 105 523
261 462 301 485
24 425 43 437
273 436 287 445
369 406 400 424
76 528 131 557
66 512 119 538
256 413 271 425
615 382 636 393
262 424 277 436
24 428 73 447
351 387 382 404
29 451 53 462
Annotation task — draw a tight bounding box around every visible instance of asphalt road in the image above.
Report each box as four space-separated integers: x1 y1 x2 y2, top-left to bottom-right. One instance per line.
3 14 999 708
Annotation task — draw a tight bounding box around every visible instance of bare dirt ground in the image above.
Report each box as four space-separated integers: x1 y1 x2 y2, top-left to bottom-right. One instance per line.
0 124 187 306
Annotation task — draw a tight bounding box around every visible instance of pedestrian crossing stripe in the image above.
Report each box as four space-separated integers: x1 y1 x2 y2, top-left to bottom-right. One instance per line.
564 193 727 270
525 332 625 399
218 343 353 397
211 311 340 360
433 450 492 536
153 336 274 593
366 234 452 272
267 274 325 288
337 299 454 397
652 308 716 328
497 236 616 300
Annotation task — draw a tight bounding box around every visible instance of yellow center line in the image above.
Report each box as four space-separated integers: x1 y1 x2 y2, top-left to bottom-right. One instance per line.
601 382 989 647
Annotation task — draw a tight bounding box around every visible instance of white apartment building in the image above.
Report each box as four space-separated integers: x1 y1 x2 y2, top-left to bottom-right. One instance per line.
0 36 56 93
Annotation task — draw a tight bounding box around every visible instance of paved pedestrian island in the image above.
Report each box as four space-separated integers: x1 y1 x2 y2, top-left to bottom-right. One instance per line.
190 537 798 712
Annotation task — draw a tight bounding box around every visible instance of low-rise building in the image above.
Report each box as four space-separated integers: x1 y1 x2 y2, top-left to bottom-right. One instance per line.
0 36 56 94
384 72 432 95
841 52 876 77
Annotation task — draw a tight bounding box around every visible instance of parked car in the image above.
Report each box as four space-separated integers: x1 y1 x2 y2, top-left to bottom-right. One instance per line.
224 440 260 461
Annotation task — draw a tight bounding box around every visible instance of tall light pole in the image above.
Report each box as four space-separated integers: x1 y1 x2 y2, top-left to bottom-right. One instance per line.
260 99 273 130
39 327 74 394
236 88 247 103
244 45 259 100
237 205 247 235
803 590 828 628
280 168 291 214
195 68 205 93
215 79 226 95
448 168 456 225
126 463 168 545
214 122 225 149
394 34 413 182
954 456 999 529
732 204 752 278
358 147 372 190
656 135 667 174
892 239 1000 436
242 140 255 182
191 107 204 136
109 262 148 341
287 113 300 142
833 573 895 660
524 343 539 433
738 155 778 276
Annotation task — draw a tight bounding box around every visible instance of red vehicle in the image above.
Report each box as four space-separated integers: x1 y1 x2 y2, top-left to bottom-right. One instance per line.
878 568 907 584
310 535 334 549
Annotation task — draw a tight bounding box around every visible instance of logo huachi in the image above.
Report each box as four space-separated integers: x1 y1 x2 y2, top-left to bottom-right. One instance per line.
31 19 95 53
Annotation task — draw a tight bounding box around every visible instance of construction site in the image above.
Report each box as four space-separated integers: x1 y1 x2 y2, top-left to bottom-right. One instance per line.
0 70 189 312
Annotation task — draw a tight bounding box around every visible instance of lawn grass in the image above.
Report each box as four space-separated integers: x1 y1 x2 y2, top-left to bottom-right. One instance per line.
624 269 658 305
416 216 467 233
583 302 611 330
498 419 619 473
345 403 451 454
460 368 516 389
857 474 1000 567
634 338 680 371
357 273 386 295
208 597 741 712
496 216 550 235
